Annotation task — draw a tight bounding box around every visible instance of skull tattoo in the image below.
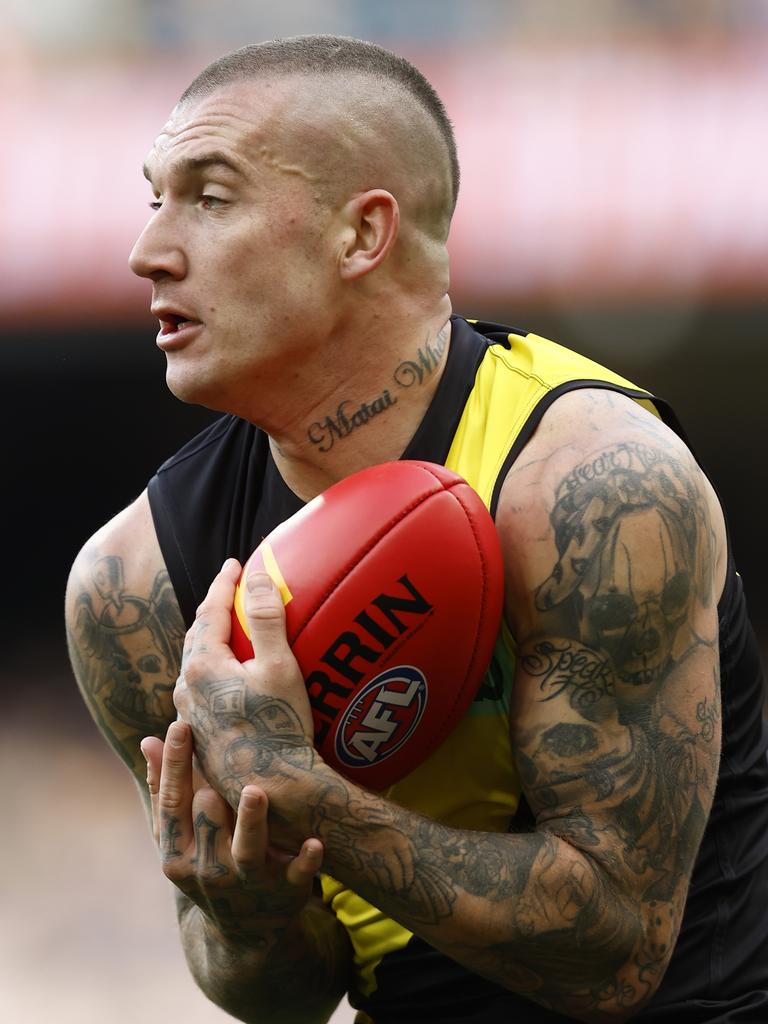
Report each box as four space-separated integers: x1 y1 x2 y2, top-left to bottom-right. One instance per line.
536 442 705 687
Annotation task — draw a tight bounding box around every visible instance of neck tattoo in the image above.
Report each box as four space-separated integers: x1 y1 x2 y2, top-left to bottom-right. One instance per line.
306 326 450 454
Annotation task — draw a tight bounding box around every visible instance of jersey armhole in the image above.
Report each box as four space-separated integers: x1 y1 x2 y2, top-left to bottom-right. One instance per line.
488 380 679 519
147 473 199 629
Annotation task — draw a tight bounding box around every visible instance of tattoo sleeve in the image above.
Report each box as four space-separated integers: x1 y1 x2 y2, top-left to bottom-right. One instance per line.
177 892 352 1024
66 550 184 779
260 436 722 1021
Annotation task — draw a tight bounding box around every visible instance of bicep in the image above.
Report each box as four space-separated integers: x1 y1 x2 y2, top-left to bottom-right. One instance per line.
66 490 184 782
500 398 722 951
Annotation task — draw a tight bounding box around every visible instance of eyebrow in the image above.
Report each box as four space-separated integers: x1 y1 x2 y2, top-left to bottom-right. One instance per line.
142 152 246 184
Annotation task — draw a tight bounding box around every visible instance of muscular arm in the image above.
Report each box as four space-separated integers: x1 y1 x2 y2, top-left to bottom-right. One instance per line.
182 391 723 1021
66 491 351 1024
65 491 183 788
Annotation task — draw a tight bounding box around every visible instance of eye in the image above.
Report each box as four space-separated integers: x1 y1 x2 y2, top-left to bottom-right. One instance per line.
587 592 636 632
137 654 162 674
200 194 227 209
661 571 691 615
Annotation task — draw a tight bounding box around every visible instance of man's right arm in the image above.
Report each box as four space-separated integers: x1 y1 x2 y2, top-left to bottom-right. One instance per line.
65 491 352 1024
65 490 182 785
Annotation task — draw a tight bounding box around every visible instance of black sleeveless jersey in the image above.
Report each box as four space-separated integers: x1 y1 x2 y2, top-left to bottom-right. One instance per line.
148 318 768 1022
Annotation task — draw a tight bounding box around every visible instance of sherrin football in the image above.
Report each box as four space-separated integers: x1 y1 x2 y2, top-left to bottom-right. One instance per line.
231 460 504 790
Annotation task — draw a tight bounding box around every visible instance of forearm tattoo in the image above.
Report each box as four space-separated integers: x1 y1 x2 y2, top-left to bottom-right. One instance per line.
260 437 721 1019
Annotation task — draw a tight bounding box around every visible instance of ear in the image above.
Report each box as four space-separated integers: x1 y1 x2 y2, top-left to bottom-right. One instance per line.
337 190 400 282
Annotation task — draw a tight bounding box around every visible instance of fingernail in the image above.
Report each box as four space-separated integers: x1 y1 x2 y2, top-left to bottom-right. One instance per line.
241 787 264 810
139 741 149 763
247 572 274 594
167 722 186 747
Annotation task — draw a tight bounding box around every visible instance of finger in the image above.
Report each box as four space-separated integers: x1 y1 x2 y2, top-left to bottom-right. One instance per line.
285 837 324 887
189 558 242 658
191 786 234 882
157 721 195 862
231 785 269 871
140 736 164 843
242 572 293 663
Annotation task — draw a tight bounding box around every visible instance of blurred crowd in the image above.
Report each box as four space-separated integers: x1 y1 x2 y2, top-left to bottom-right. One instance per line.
4 0 768 52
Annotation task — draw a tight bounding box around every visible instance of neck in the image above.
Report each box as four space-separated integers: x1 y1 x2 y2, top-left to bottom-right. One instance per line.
267 308 453 501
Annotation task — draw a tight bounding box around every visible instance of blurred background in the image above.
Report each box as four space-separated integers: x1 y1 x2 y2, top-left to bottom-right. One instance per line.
2 1 766 1021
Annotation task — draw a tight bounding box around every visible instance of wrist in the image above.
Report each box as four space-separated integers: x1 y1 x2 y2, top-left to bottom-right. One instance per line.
259 753 338 844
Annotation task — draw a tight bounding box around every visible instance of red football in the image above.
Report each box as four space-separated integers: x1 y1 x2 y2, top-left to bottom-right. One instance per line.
231 460 504 790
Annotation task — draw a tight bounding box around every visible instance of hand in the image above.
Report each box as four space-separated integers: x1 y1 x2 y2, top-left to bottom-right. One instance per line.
173 559 317 811
141 721 323 946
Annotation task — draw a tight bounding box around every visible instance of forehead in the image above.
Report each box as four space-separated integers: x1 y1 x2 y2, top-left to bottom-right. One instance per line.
143 78 302 180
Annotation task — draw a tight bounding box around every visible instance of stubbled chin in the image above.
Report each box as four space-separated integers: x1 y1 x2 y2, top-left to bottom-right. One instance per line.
165 364 216 408
167 362 252 419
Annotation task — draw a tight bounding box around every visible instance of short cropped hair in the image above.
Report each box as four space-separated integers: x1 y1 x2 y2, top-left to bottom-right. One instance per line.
180 34 460 213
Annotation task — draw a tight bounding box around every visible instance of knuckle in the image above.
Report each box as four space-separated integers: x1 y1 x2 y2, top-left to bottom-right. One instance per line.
260 651 292 676
233 858 261 881
193 789 225 818
159 789 185 813
246 597 283 621
182 658 208 687
161 857 190 884
197 866 229 886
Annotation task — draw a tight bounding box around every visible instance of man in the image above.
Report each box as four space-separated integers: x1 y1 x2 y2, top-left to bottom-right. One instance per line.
66 35 768 1023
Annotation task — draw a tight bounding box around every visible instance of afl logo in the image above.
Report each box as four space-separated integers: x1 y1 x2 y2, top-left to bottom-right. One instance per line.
335 666 428 769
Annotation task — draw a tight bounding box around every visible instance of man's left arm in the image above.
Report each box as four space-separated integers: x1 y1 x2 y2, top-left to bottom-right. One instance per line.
176 392 724 1022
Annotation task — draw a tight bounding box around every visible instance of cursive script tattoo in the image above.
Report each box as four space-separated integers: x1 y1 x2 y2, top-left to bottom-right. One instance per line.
522 640 614 719
393 326 449 388
306 325 449 452
307 390 397 452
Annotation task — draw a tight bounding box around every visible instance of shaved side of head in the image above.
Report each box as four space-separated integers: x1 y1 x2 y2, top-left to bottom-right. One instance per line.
179 35 460 241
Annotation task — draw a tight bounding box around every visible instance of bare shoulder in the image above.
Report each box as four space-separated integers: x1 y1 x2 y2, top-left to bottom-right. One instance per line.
497 387 727 639
65 491 184 780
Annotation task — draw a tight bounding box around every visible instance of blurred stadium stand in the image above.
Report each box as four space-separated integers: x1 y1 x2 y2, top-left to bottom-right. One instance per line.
2 3 766 1022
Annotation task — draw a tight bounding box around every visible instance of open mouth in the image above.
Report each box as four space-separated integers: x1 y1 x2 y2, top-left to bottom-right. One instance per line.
159 314 199 335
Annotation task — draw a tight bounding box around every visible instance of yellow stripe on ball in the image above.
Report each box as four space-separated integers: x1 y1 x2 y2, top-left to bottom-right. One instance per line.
260 541 293 606
234 541 293 638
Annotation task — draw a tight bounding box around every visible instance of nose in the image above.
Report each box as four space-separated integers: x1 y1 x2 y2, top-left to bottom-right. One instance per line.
129 207 187 281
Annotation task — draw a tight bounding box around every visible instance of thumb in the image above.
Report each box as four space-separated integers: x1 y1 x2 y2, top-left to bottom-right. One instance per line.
244 571 290 654
243 571 314 741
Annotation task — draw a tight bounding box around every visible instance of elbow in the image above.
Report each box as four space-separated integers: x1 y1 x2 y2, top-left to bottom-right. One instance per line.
493 885 672 1021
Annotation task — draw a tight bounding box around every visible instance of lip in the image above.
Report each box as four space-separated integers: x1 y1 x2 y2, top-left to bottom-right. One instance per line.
155 320 203 351
151 304 203 351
